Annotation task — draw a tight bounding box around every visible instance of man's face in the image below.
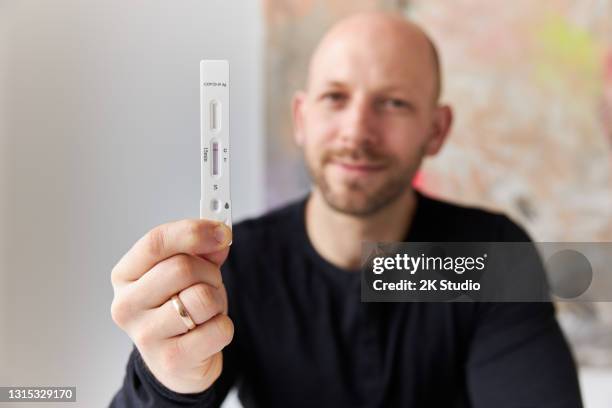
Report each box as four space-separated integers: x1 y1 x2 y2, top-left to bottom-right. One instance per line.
294 24 449 216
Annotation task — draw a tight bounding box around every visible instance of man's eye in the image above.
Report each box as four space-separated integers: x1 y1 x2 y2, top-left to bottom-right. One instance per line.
322 92 346 103
382 98 409 109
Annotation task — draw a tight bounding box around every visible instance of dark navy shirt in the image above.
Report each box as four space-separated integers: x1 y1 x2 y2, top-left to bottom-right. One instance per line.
111 191 582 407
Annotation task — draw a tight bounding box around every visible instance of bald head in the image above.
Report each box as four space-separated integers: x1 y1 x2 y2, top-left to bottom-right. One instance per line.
306 11 441 103
293 12 453 217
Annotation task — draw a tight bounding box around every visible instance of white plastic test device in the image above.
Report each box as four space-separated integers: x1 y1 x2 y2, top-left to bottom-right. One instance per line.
200 60 231 229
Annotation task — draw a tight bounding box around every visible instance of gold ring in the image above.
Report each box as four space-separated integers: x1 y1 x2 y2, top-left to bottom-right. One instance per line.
171 294 196 331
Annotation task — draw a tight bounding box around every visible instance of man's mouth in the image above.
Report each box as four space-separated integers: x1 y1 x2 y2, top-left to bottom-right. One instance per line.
331 160 386 174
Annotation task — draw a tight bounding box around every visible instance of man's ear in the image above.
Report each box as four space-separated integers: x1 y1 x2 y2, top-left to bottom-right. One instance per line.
424 105 453 156
292 91 307 147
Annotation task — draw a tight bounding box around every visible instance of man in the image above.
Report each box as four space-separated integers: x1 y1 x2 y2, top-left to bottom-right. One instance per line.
110 11 582 407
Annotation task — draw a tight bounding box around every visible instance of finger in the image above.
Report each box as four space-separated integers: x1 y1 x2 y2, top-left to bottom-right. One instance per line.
112 219 232 285
179 282 228 321
173 314 234 364
196 246 230 269
152 317 231 379
138 283 228 340
130 254 222 310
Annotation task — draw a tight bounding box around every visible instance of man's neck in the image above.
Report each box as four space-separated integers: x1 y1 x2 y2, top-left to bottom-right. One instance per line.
305 189 418 271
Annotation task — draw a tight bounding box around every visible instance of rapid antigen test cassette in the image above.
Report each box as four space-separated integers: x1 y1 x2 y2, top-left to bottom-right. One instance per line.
200 60 232 229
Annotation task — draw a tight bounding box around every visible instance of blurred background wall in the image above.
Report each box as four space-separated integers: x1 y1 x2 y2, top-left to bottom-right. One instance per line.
1 0 611 407
1 0 264 406
0 0 9 388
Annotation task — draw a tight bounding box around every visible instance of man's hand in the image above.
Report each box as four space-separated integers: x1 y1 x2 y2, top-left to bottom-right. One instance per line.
110 219 233 394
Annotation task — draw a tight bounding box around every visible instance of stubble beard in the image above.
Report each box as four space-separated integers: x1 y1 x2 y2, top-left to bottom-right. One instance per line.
306 147 424 216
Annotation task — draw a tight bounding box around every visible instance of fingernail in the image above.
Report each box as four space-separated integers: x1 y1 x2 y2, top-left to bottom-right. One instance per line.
214 223 229 244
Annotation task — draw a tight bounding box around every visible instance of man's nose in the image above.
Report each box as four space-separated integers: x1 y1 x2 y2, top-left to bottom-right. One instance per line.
338 97 377 147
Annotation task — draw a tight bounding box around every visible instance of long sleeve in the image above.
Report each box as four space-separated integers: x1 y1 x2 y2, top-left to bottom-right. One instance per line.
109 330 242 407
465 216 583 407
109 345 217 407
466 301 583 407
